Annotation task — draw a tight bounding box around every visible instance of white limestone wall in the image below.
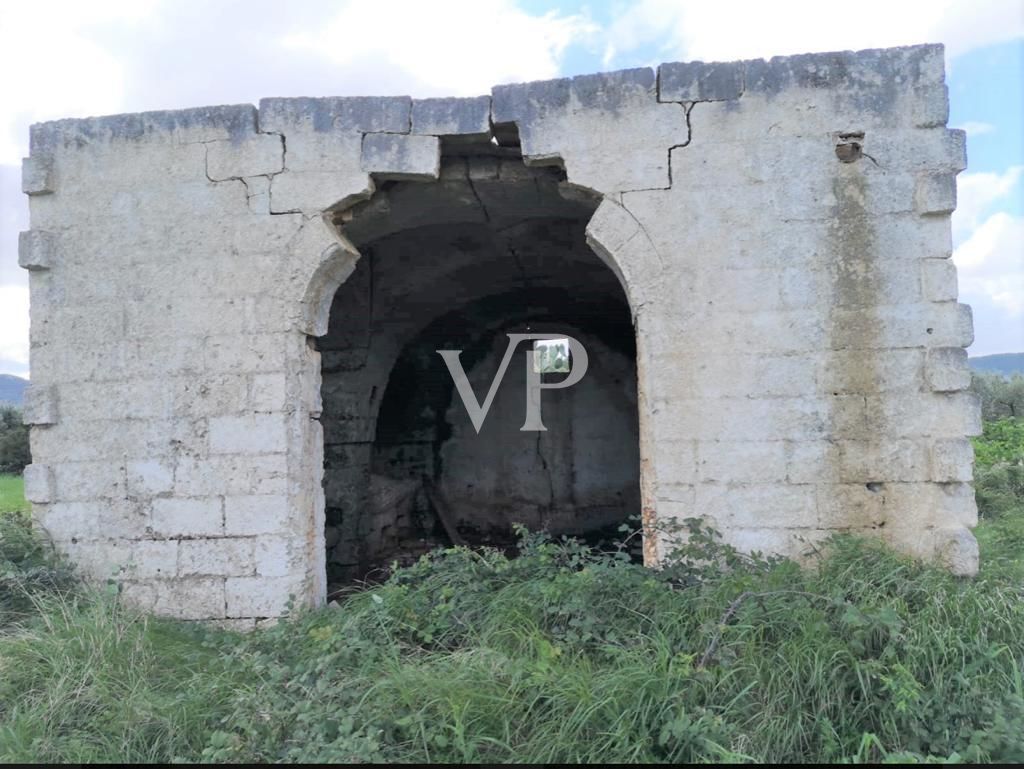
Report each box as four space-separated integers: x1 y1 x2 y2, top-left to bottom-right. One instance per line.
19 43 978 623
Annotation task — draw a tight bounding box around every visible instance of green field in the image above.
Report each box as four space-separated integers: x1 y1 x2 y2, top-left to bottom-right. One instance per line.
0 474 27 513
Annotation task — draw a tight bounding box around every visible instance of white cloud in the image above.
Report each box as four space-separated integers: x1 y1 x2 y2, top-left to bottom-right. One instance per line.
0 284 29 371
0 0 595 376
284 1 595 97
954 121 996 137
953 211 1024 354
602 0 1023 68
0 1 159 165
952 165 1024 243
954 212 1024 312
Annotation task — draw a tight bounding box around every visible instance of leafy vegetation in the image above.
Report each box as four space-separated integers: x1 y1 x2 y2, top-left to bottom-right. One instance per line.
973 372 1024 421
0 387 1020 763
0 407 29 476
0 505 1022 763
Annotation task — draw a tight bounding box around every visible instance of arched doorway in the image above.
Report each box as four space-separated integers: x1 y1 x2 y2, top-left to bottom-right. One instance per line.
315 143 641 586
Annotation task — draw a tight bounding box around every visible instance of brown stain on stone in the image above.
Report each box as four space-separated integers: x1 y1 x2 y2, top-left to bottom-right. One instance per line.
825 151 885 532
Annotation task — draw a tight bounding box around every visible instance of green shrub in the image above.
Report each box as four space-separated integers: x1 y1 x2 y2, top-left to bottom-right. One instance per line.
0 407 30 475
1 514 1023 763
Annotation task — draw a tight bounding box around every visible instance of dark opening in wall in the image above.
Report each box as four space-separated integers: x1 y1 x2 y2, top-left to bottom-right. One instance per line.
317 143 641 587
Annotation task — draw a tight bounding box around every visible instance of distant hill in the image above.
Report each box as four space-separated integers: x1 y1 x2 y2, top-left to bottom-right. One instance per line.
0 375 27 407
970 353 1024 377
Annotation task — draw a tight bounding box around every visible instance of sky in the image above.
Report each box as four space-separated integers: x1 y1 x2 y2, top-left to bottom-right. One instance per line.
0 0 1021 377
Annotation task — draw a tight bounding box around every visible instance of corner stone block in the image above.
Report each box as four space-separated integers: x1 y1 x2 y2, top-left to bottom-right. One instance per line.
22 156 54 195
658 60 744 102
23 464 54 503
925 347 971 393
22 384 58 425
934 527 979 576
914 173 957 215
207 134 284 181
912 84 949 128
360 133 440 180
18 230 57 271
931 438 974 482
411 96 491 137
921 258 957 302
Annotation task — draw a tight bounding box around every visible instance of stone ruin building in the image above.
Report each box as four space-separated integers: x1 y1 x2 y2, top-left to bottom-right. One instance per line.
18 43 980 626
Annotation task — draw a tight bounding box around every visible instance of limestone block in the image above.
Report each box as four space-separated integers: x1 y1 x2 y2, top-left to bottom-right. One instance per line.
921 258 957 302
742 44 945 95
820 349 924 394
865 391 981 438
151 497 224 538
785 441 840 485
269 169 371 214
360 133 440 180
912 84 949 128
412 96 491 136
249 373 288 412
129 540 179 579
206 134 284 180
696 441 787 483
22 156 54 195
658 60 744 102
23 464 54 504
933 527 979 576
838 439 929 483
18 230 56 270
258 96 410 136
696 482 817 528
915 173 957 215
816 483 886 529
254 535 294 577
925 347 971 392
179 538 255 577
152 578 227 620
224 494 287 535
31 105 258 154
22 384 58 425
930 438 974 482
209 414 288 454
492 68 687 192
53 461 125 501
225 575 299 617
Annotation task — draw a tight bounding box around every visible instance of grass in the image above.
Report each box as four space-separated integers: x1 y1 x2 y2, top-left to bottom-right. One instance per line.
0 474 28 514
0 420 1020 763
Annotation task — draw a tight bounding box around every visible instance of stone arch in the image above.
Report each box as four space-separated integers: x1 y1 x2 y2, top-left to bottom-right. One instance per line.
292 143 666 594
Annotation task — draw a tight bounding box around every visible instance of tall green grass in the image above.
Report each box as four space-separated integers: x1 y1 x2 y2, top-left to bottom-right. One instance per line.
0 419 1021 763
0 474 28 514
1 514 1023 763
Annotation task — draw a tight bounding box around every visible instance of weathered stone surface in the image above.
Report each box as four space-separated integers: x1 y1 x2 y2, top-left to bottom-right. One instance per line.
23 464 54 504
925 347 972 392
659 60 744 102
22 156 54 195
915 173 958 214
360 133 440 180
207 134 284 180
18 230 57 270
22 384 58 425
412 96 491 136
22 43 979 623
